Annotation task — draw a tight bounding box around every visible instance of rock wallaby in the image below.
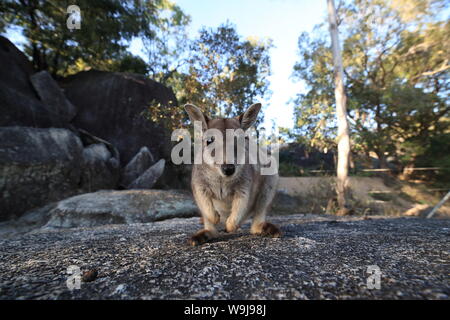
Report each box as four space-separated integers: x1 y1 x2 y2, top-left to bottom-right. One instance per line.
185 103 280 246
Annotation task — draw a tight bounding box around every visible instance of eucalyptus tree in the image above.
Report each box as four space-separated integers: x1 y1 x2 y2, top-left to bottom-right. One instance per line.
292 0 449 170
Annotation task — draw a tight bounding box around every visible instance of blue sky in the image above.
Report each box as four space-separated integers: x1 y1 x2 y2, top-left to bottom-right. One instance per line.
156 0 329 130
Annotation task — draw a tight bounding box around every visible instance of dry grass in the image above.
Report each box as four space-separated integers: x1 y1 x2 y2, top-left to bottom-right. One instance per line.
276 176 450 217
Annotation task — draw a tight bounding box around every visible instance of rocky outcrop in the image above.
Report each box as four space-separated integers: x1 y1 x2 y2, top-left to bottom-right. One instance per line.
76 128 120 161
81 143 120 192
43 189 197 229
0 127 121 221
60 70 178 166
0 214 448 299
0 127 84 221
30 71 77 122
0 36 183 222
127 159 165 190
0 189 197 236
120 146 155 188
0 36 66 128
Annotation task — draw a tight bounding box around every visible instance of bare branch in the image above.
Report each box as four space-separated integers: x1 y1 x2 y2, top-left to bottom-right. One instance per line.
413 59 450 80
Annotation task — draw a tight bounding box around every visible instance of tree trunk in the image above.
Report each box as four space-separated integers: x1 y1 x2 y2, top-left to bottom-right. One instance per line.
379 156 389 170
327 0 351 216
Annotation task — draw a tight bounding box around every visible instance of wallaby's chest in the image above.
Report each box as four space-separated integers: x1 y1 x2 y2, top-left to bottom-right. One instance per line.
212 198 232 220
207 179 234 201
208 181 234 220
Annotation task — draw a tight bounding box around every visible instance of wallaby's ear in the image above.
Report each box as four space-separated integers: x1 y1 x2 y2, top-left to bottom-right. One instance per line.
238 103 262 130
184 104 209 129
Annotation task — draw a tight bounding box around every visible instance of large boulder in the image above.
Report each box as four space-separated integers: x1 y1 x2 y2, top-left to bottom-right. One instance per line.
0 36 66 128
0 36 34 96
60 70 178 166
0 126 121 221
41 189 198 229
0 189 198 236
30 70 77 122
0 127 84 221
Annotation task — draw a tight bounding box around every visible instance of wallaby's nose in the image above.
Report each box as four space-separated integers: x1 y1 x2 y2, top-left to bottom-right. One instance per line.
221 164 235 176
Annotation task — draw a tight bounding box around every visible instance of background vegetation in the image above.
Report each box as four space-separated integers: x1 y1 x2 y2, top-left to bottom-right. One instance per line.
1 0 449 186
289 0 449 184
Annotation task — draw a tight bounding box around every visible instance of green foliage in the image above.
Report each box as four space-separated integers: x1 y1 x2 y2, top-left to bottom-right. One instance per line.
292 0 450 170
173 23 272 126
278 162 302 177
144 1 191 84
110 53 149 74
368 191 395 202
292 30 337 151
1 0 189 76
139 23 273 131
413 131 450 183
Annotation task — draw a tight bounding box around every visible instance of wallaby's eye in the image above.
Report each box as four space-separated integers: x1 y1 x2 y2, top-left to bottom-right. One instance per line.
206 136 215 146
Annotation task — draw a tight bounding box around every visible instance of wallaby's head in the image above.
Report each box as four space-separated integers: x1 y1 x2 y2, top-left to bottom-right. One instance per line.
185 103 261 178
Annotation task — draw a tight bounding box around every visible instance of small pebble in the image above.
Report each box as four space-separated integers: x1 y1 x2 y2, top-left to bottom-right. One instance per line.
82 269 98 282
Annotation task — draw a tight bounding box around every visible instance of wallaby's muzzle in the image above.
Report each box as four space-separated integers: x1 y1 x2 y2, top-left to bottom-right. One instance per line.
221 164 235 176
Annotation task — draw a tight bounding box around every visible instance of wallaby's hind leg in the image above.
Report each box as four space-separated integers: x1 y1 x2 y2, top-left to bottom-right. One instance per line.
250 175 281 238
189 218 219 246
252 221 281 238
251 210 281 238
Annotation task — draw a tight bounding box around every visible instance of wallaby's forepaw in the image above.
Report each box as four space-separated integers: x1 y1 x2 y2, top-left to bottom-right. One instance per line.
225 218 238 233
212 211 220 224
200 212 220 225
189 230 214 246
259 222 282 238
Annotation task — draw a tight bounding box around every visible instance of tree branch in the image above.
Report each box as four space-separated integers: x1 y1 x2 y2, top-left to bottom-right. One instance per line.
412 59 450 80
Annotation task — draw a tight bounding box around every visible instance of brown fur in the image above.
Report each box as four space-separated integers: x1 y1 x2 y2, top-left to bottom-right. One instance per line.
188 229 215 246
185 103 280 246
